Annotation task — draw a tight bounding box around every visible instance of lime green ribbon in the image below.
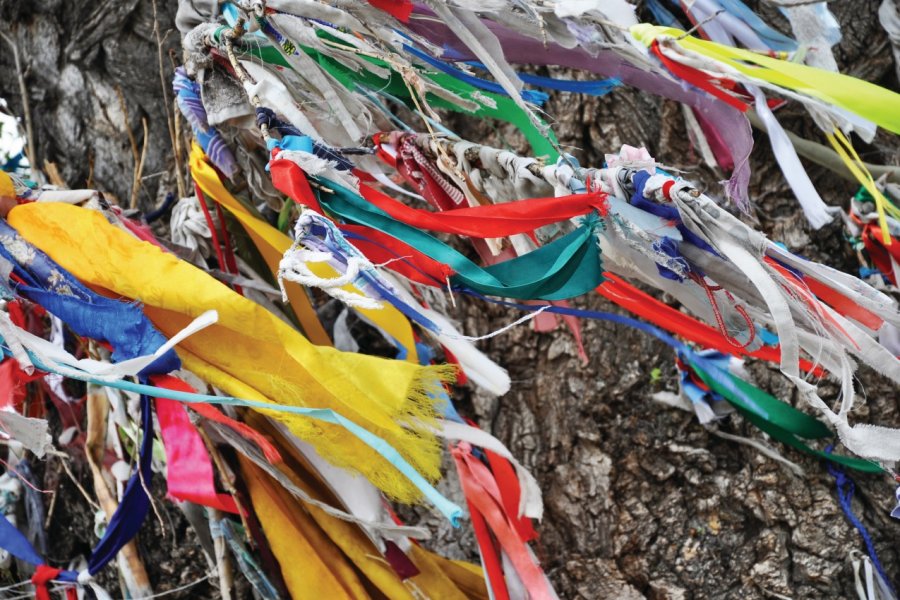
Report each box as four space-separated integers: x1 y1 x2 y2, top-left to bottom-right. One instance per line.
631 24 900 135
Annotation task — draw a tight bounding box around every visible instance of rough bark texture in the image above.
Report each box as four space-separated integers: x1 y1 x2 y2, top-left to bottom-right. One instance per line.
1 1 899 598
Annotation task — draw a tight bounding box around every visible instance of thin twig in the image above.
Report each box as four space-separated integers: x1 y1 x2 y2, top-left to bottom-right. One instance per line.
678 9 726 40
57 452 101 512
173 97 185 197
131 117 150 209
117 86 141 177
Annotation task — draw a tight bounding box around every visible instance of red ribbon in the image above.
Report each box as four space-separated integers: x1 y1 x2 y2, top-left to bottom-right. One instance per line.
597 274 823 375
650 40 749 113
31 565 67 600
453 442 554 599
359 179 607 238
366 0 413 22
863 223 900 286
484 448 537 543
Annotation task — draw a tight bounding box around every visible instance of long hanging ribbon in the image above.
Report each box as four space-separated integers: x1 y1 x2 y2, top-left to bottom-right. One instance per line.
826 129 900 245
452 442 555 599
0 339 465 524
0 219 245 581
191 144 429 362
152 377 240 513
9 199 461 510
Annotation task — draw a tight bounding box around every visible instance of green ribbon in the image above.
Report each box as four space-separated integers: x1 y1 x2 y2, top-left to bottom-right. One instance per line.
314 177 604 300
237 28 559 159
690 362 882 473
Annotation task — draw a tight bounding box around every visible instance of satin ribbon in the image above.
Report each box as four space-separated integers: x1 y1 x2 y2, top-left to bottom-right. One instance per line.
452 442 555 599
357 175 608 238
690 365 882 473
9 200 459 509
191 144 428 363
382 133 590 359
0 219 185 581
151 375 240 513
271 160 605 300
632 25 900 135
366 0 413 21
649 39 749 112
403 43 549 105
460 288 884 473
256 21 560 158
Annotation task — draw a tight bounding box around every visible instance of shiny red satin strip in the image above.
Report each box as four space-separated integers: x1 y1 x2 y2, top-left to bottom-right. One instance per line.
597 274 823 375
803 275 884 331
358 180 607 238
453 443 554 599
484 449 537 543
272 157 607 238
386 137 589 359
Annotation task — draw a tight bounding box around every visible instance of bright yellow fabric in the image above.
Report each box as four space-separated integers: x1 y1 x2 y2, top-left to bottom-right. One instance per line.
189 143 421 361
240 456 371 599
9 202 451 502
244 413 483 599
630 25 900 135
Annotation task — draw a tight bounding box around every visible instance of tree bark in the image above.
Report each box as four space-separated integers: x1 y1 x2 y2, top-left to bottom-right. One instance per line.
1 1 898 598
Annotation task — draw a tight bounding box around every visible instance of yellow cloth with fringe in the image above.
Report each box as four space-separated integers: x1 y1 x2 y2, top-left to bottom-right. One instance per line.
9 202 452 503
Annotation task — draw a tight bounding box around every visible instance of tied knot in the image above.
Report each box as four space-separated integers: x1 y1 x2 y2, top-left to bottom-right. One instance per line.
256 107 276 130
76 570 93 585
32 564 62 600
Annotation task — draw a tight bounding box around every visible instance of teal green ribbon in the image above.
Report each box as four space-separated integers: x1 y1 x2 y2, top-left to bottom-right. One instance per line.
314 177 604 300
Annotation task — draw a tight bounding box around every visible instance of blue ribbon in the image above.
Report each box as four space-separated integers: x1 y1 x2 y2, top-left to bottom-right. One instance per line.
455 288 770 420
402 44 549 106
464 61 621 96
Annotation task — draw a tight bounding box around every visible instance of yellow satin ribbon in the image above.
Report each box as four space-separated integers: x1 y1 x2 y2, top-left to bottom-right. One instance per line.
189 143 422 361
631 24 900 135
242 413 487 600
9 202 452 503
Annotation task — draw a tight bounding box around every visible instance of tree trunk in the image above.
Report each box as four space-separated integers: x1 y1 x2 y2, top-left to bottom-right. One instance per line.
1 1 898 598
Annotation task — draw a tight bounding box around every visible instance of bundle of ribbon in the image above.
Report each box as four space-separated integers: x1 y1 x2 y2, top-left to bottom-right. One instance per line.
0 0 898 598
